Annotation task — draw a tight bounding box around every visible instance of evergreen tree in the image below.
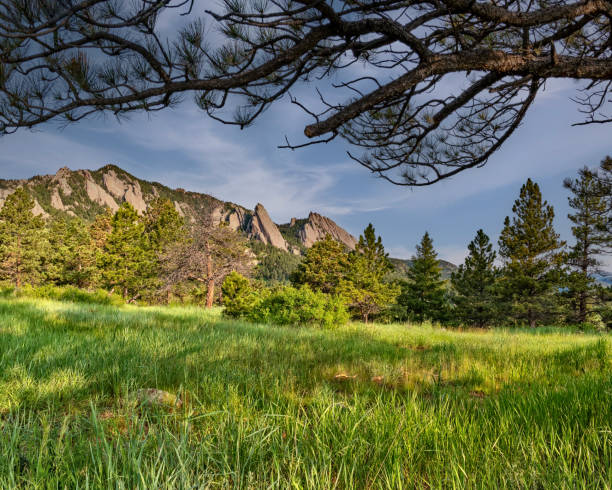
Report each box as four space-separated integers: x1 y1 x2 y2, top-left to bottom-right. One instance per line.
397 232 447 323
498 179 566 327
340 224 398 323
161 218 253 307
451 229 498 327
291 234 349 293
144 198 185 252
47 217 97 288
98 202 153 300
90 208 113 250
0 188 46 287
563 167 609 322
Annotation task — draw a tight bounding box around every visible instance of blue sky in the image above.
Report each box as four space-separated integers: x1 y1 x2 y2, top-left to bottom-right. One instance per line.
0 78 610 266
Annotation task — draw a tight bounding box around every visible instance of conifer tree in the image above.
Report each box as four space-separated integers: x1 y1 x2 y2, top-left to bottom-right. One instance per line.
47 217 97 288
90 208 113 250
161 218 252 307
340 224 398 323
0 188 46 288
291 234 349 293
563 167 609 322
144 198 185 252
451 229 498 327
498 179 566 327
397 232 447 323
98 202 153 300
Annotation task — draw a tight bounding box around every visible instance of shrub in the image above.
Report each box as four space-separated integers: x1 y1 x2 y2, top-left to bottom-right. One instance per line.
247 285 349 328
222 272 260 317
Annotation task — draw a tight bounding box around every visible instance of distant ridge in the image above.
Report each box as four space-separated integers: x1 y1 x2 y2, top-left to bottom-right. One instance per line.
0 165 360 256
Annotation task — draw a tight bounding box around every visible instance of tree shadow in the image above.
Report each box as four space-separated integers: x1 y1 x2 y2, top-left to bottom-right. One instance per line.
0 299 608 412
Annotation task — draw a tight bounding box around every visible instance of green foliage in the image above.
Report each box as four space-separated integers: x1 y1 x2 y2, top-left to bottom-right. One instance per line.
340 239 399 322
221 271 258 317
144 197 185 252
253 243 302 283
564 164 610 322
396 232 448 323
291 234 349 293
498 179 566 327
451 229 499 327
0 188 46 287
46 216 98 288
98 202 154 299
247 285 349 328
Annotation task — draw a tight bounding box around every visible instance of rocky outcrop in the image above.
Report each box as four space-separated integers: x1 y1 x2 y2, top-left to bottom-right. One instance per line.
102 169 147 214
248 203 288 251
226 207 249 232
0 165 361 256
50 188 67 211
52 167 72 196
32 199 49 218
298 212 357 249
83 170 119 211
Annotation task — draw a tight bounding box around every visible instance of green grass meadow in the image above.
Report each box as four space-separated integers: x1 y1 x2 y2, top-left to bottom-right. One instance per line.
0 296 610 488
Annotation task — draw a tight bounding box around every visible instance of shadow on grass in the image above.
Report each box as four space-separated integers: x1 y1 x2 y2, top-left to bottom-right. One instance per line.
0 298 609 412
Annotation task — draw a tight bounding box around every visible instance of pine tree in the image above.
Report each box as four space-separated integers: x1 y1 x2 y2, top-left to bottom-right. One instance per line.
291 234 349 293
0 188 46 288
98 203 153 300
451 229 498 327
340 224 398 323
398 232 447 322
47 217 97 288
144 198 185 252
498 179 566 327
563 167 609 322
161 218 253 307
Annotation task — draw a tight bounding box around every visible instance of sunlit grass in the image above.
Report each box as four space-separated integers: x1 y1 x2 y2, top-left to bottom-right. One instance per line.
0 297 610 488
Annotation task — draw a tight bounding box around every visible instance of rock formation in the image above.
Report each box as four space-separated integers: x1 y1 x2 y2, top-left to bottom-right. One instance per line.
102 168 147 214
298 212 357 249
248 203 288 251
83 170 119 211
0 165 362 256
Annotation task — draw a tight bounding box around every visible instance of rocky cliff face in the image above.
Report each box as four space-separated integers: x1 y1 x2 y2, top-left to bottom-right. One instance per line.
297 212 357 250
0 165 355 255
248 204 289 251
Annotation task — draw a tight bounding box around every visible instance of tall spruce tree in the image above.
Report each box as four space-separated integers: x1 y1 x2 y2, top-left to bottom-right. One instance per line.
397 232 447 323
340 224 398 323
98 202 153 300
451 230 498 327
47 217 97 288
498 179 566 327
144 198 185 252
563 167 609 322
0 188 46 288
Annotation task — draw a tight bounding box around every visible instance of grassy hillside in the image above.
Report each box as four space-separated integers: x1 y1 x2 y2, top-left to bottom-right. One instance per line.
0 297 610 487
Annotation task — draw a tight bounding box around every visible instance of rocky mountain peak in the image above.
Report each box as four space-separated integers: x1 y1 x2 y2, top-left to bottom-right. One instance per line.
0 165 360 255
248 203 289 252
298 212 357 250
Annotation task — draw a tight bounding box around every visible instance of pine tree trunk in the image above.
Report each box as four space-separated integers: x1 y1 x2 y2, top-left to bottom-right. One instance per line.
206 278 215 308
578 253 589 323
528 308 536 328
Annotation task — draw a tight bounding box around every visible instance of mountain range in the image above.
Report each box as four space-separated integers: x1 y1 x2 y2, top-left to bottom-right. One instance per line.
0 164 458 278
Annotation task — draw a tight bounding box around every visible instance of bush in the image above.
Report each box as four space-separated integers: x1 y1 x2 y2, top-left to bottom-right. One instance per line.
247 285 349 328
222 272 259 317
